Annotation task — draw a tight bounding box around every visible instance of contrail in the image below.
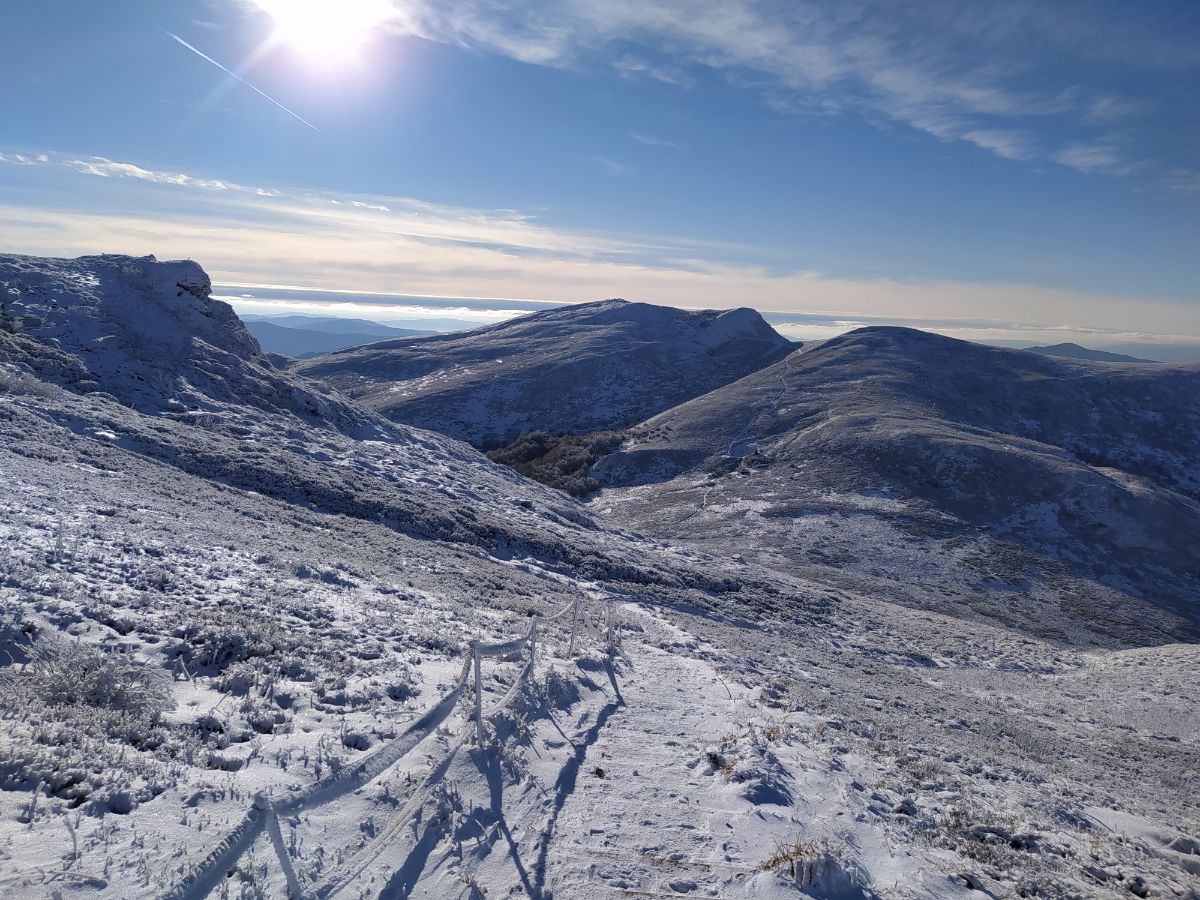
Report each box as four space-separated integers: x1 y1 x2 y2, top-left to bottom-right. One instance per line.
161 29 323 134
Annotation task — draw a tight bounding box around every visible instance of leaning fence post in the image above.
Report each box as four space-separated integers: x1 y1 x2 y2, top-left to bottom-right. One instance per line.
265 807 303 899
568 598 580 657
606 600 616 652
529 620 538 671
472 641 483 746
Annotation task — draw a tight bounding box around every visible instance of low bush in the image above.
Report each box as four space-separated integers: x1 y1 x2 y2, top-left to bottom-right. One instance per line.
487 430 626 497
1 634 173 722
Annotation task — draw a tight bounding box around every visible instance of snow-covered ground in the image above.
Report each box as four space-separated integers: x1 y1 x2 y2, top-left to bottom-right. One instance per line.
1 256 1198 899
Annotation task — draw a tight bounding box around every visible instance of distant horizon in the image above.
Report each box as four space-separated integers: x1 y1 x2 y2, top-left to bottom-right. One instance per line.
214 282 1199 362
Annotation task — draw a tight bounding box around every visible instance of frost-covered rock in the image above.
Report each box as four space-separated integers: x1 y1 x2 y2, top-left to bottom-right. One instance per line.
0 253 384 433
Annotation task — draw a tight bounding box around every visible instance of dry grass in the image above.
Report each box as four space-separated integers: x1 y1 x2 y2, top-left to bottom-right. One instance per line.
758 838 819 873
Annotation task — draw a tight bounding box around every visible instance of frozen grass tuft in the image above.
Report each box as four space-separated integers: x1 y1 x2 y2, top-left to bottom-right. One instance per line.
0 366 63 400
3 634 174 720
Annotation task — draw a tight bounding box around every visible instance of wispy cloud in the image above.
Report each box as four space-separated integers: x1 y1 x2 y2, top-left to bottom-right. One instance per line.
2 150 735 264
365 0 1195 190
629 131 678 149
1083 94 1146 124
1052 142 1141 176
612 56 694 88
961 129 1036 161
0 152 48 166
1164 168 1200 195
591 156 637 178
65 156 242 191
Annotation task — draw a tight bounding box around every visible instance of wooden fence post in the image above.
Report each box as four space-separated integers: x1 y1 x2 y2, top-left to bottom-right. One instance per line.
472 642 483 746
265 808 303 899
568 598 580 657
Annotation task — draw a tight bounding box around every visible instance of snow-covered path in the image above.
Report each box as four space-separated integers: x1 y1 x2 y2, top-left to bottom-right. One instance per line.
536 621 741 897
428 607 944 900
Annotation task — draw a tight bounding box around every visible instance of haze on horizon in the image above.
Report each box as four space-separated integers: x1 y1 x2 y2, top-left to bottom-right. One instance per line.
1 0 1198 357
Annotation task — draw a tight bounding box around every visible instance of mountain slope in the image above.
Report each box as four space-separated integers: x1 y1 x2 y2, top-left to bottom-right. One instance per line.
0 254 649 564
591 327 1200 645
295 299 793 447
3 261 1198 899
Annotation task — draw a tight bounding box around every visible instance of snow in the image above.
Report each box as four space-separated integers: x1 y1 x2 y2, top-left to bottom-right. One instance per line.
1 256 1198 900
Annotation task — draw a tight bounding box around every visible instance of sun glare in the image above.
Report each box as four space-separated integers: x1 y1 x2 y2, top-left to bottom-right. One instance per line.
252 0 394 63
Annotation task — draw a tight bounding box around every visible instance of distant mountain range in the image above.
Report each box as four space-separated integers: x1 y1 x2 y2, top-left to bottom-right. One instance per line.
241 314 421 335
296 299 794 446
239 314 436 358
1025 342 1152 363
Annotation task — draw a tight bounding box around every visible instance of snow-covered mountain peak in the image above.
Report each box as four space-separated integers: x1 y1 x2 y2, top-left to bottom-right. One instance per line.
298 297 793 446
528 298 774 337
591 324 1200 645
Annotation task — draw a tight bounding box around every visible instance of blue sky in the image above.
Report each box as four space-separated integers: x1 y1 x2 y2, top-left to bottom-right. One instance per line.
1 0 1198 354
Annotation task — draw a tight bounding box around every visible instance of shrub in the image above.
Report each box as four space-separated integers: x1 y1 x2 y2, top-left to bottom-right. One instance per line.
2 635 174 722
486 430 626 497
0 367 61 400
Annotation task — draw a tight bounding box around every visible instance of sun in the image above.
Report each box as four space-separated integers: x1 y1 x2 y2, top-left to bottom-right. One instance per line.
251 0 394 63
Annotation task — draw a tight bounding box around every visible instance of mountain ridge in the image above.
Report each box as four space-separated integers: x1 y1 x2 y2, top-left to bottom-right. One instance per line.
1025 341 1152 363
296 298 794 446
587 326 1200 645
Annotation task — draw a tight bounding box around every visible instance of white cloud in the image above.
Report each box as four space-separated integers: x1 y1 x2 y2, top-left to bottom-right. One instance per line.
366 0 1192 187
629 131 678 149
66 157 243 192
1164 168 1200 195
1083 94 1145 123
591 157 637 177
1052 142 1140 175
31 152 628 259
0 152 49 166
613 57 694 88
961 129 1036 161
